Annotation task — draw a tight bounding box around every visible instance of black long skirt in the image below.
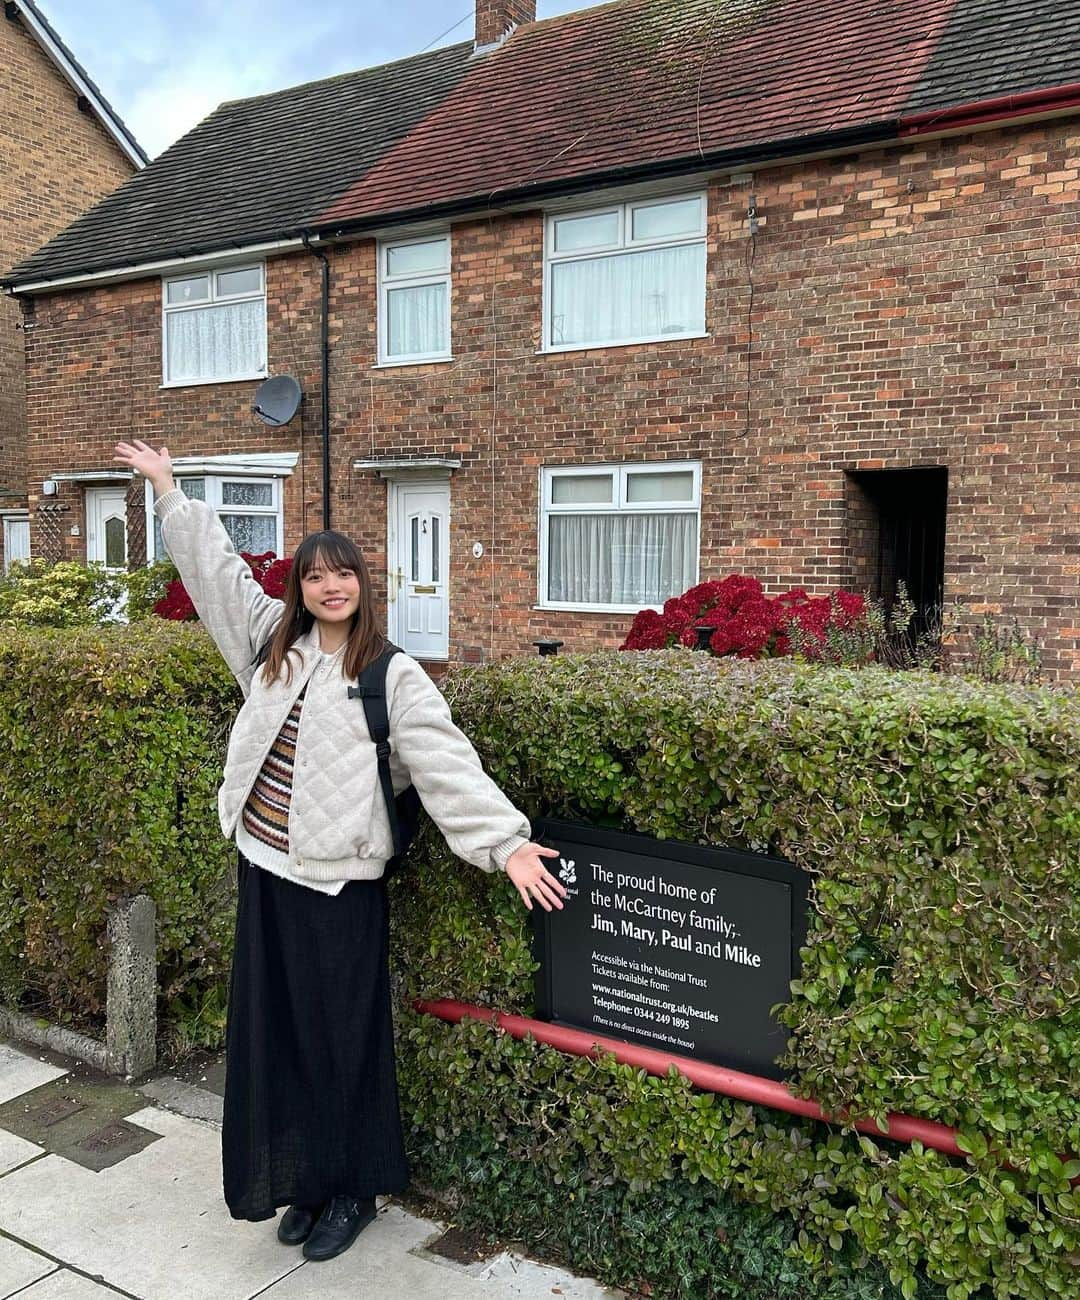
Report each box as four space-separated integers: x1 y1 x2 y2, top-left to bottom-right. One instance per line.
222 852 410 1221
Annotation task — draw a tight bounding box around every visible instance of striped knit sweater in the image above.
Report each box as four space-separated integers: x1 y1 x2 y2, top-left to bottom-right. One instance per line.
242 687 304 855
235 660 348 896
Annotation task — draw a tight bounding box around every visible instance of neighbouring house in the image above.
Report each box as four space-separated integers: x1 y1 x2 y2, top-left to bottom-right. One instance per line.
3 0 1078 678
0 0 144 571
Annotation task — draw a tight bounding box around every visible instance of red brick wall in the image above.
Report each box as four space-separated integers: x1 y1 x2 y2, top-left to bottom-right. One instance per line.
22 260 327 566
22 114 1080 679
0 8 135 565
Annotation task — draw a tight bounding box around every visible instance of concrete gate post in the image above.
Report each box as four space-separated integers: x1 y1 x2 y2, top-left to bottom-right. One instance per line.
106 894 157 1078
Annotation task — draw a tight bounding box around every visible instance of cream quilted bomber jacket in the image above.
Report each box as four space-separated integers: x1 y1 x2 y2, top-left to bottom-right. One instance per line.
155 488 530 883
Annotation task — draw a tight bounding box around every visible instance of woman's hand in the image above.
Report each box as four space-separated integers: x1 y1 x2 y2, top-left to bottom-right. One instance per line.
113 440 175 496
505 843 567 912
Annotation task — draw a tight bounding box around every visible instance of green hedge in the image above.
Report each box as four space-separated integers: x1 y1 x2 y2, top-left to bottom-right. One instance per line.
0 630 1076 1298
390 652 1079 1300
0 623 239 1036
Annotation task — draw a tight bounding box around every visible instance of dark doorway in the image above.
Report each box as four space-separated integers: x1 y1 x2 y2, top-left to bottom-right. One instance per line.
845 467 948 639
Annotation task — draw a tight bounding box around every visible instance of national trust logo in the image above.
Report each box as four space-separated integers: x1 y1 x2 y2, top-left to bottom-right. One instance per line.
557 856 580 900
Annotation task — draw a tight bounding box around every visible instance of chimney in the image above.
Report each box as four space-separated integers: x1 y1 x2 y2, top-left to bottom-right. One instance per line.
475 1 535 52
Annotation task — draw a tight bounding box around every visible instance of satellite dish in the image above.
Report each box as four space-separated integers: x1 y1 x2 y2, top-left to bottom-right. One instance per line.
252 375 302 427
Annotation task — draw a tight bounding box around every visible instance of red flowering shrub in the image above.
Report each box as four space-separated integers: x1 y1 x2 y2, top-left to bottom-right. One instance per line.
154 551 292 621
621 575 867 659
153 581 197 621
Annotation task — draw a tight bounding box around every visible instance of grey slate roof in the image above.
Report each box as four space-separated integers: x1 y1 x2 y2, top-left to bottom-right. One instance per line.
4 40 473 286
904 0 1080 111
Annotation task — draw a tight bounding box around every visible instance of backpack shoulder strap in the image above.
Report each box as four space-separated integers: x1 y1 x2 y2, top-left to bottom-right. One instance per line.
348 646 404 855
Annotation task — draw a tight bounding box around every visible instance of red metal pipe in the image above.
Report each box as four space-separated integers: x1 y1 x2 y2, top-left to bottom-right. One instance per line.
900 80 1080 136
415 997 965 1158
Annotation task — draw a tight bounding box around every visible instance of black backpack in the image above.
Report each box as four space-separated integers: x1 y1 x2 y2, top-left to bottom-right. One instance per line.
253 639 422 879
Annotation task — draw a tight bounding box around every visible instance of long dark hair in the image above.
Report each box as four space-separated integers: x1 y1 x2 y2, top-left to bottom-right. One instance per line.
260 530 386 685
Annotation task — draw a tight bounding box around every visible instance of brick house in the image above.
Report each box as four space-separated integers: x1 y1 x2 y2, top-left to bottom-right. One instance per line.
4 0 1078 678
0 0 144 570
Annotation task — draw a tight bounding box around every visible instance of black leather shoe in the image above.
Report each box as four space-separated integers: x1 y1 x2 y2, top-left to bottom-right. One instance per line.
277 1203 323 1245
302 1195 377 1261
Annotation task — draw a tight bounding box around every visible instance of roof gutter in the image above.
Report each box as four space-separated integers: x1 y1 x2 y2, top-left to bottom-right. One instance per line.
312 121 900 240
3 237 310 296
900 79 1080 136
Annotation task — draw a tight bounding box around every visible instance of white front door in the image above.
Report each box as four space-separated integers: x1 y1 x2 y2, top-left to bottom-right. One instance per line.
85 487 128 570
3 515 29 571
389 482 450 660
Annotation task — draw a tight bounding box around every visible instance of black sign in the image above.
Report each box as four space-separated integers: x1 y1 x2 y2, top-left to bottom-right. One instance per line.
532 820 809 1080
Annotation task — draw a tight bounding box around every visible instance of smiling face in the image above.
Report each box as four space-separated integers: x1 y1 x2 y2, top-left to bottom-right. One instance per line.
299 549 362 627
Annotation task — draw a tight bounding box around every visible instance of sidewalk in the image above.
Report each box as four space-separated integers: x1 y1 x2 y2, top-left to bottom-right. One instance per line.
0 1039 624 1300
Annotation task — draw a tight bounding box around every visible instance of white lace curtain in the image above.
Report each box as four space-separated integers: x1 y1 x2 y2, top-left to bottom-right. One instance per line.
547 512 697 606
219 514 276 554
152 478 276 559
387 283 448 357
550 244 705 347
166 300 264 382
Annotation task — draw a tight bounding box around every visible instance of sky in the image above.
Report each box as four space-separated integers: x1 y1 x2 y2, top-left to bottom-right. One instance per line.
37 0 613 160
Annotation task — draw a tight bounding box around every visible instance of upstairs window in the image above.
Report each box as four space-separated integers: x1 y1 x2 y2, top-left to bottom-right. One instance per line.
162 264 266 385
378 234 452 364
544 194 707 351
539 462 700 610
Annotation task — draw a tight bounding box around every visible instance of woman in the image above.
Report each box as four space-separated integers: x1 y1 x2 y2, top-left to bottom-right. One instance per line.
113 439 566 1262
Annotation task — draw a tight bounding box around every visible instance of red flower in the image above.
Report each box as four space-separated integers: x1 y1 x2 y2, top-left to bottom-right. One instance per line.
678 581 725 618
153 579 197 621
621 608 667 650
260 558 292 600
713 574 764 611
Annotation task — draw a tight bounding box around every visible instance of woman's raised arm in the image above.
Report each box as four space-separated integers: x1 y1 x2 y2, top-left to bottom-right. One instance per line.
114 440 284 686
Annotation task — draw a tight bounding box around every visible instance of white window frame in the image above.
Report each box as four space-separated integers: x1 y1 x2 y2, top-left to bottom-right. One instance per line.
144 454 296 562
161 262 267 387
376 233 452 366
537 461 701 613
542 192 708 354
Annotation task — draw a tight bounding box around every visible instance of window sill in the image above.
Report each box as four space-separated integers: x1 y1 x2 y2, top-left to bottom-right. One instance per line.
533 602 662 616
371 356 454 370
160 374 267 390
538 332 709 357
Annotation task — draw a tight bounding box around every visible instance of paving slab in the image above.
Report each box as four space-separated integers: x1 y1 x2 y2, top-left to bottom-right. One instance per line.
252 1202 621 1300
455 1249 623 1297
0 1128 42 1176
0 1045 67 1106
0 1234 56 1297
0 1106 298 1300
138 1077 223 1126
6 1271 122 1299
